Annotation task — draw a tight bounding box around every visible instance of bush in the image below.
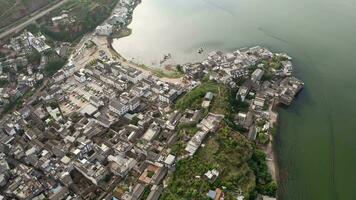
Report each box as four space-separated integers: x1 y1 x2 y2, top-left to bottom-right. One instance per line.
45 57 66 76
26 50 41 65
248 148 276 197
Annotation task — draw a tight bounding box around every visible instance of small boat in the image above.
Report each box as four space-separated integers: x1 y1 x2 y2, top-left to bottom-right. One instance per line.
160 53 172 64
198 48 204 54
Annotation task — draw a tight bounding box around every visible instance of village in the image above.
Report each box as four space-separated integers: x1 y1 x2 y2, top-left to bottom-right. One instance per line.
0 36 304 200
0 0 305 199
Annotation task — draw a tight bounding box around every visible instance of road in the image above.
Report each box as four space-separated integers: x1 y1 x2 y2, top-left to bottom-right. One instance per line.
0 0 70 40
72 35 184 85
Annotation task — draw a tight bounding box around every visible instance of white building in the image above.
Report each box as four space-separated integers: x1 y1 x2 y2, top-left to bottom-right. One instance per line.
95 24 113 36
109 100 129 116
251 68 264 82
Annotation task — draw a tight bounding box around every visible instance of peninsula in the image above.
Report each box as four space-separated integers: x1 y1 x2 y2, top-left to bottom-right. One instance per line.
0 0 304 199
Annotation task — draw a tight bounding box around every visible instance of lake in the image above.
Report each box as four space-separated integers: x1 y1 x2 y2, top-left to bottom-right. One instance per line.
112 0 356 199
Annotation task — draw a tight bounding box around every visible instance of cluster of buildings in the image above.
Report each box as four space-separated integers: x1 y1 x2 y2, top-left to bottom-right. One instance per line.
51 12 76 27
0 31 55 112
182 46 304 143
0 25 303 199
95 0 139 36
0 44 189 199
0 28 71 113
1 45 303 200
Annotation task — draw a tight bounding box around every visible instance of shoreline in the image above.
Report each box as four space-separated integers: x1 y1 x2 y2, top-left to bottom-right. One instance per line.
64 0 304 197
267 101 280 183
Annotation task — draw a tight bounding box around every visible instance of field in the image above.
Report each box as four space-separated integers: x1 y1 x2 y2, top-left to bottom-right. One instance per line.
175 81 230 114
0 0 56 29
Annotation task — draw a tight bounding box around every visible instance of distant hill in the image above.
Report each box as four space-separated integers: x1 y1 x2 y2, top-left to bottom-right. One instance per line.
0 0 57 29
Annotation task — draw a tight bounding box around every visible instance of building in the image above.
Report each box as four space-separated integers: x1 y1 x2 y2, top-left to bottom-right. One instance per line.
251 68 264 83
95 24 113 36
108 155 137 177
142 123 161 142
109 100 129 116
159 88 179 103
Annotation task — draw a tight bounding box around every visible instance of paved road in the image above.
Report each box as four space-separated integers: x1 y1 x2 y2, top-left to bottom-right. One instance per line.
0 0 70 40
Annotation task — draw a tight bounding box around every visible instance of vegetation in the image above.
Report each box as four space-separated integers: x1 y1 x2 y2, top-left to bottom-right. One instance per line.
257 133 270 145
0 52 6 59
1 80 43 115
261 55 287 70
130 116 139 125
136 64 183 79
175 81 228 113
111 27 132 39
26 50 41 65
0 0 55 29
39 0 119 42
44 52 66 76
152 68 183 78
141 186 151 200
171 123 199 156
147 171 155 178
0 79 9 87
26 23 41 34
162 125 256 200
167 79 277 199
248 148 277 198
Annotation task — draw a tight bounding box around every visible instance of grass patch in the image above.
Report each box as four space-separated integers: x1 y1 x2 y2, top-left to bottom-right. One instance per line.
44 50 66 75
248 148 277 198
175 81 224 111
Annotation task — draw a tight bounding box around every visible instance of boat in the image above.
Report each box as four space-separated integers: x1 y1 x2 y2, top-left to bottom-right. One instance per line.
198 48 204 54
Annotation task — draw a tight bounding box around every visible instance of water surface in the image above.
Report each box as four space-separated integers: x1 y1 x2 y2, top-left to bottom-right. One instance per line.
113 0 356 199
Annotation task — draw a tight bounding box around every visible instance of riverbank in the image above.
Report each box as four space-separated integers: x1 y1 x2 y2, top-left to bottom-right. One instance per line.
267 101 280 182
65 0 302 198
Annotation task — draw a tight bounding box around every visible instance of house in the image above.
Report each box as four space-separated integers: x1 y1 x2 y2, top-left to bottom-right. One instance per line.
73 161 108 185
164 154 176 167
204 169 219 183
130 183 146 200
202 92 214 108
159 88 180 103
108 155 137 177
74 71 86 83
47 184 69 200
142 123 161 142
95 24 113 36
129 96 140 111
52 13 69 26
89 96 104 108
96 113 113 128
207 190 217 199
204 92 214 101
185 131 207 156
146 185 163 200
251 68 264 83
53 71 66 82
109 100 129 116
237 80 252 101
207 188 224 200
165 111 182 130
80 104 98 116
